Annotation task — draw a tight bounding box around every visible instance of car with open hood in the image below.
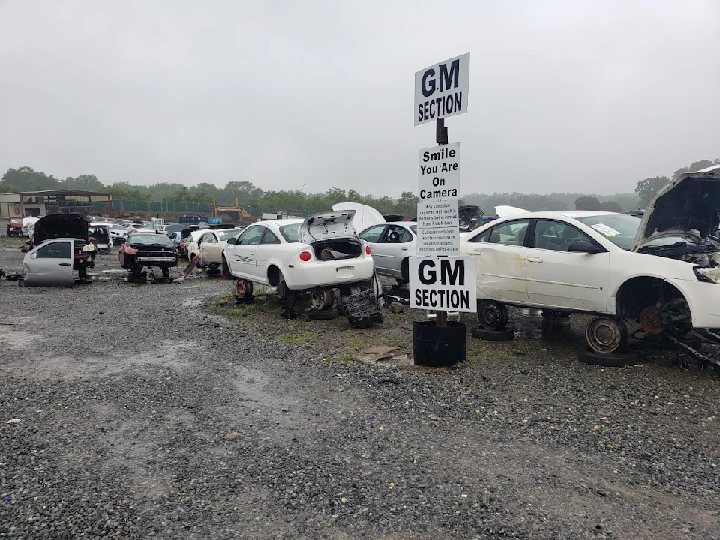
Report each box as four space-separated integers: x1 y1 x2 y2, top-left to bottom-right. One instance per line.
118 230 178 281
222 210 375 309
459 165 720 356
22 213 95 285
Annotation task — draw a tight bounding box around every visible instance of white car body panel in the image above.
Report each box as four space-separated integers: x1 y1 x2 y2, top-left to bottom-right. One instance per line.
223 219 374 291
460 209 720 329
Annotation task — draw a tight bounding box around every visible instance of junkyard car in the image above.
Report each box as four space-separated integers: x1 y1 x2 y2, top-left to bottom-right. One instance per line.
23 213 95 285
184 229 211 263
118 230 178 280
88 223 112 254
109 224 128 246
222 211 375 309
198 228 244 269
359 222 416 284
460 165 720 354
6 217 24 237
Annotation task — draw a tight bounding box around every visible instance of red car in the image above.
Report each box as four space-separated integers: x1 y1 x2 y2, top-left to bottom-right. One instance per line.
6 217 23 237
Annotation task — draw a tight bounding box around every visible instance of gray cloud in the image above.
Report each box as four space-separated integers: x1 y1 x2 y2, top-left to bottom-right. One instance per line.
1 0 718 196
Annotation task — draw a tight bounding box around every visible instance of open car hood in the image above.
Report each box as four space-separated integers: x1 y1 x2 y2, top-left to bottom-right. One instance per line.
33 214 89 244
331 202 385 232
299 210 357 243
632 165 720 251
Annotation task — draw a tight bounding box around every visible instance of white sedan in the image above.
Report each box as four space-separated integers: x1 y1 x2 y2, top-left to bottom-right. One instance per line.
222 212 375 309
460 165 720 355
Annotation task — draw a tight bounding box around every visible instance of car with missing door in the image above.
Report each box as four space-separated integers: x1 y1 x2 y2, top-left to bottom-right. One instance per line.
460 165 720 356
222 211 375 309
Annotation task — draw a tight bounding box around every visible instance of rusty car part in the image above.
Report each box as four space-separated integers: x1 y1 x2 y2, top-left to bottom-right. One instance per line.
585 317 629 354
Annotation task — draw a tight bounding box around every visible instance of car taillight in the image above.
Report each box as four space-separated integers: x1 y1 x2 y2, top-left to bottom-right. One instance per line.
299 251 312 262
365 245 372 255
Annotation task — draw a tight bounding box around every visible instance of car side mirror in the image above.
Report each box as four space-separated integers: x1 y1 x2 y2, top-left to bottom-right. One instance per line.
227 237 237 245
568 241 604 254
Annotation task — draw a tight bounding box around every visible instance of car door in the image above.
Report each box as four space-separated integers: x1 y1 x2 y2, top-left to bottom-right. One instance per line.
199 232 219 264
377 225 414 275
524 219 610 312
23 239 75 286
225 224 265 279
255 227 282 278
463 219 531 303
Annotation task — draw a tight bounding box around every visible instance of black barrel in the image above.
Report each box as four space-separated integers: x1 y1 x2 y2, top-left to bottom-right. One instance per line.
413 320 466 367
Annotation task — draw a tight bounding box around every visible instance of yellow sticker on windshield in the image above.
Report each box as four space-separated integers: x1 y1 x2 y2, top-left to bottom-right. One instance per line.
591 223 620 237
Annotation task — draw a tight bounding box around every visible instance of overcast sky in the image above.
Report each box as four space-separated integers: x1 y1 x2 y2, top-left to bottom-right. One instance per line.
1 1 718 196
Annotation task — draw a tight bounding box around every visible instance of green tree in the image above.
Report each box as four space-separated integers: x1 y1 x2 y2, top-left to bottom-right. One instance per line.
575 196 602 210
635 177 669 208
599 200 623 213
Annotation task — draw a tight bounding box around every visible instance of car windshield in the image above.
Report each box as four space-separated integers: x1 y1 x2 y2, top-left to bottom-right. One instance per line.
577 213 640 250
128 234 173 246
279 224 300 243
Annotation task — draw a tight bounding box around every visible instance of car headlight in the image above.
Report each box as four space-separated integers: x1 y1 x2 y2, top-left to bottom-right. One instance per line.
694 266 720 283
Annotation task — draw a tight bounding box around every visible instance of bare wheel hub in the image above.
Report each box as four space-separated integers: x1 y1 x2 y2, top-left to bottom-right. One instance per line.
311 287 334 310
585 317 628 354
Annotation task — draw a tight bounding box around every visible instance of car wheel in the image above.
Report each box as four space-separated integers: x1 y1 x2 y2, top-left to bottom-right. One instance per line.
578 347 638 367
585 317 628 354
236 278 254 300
307 308 339 321
310 287 334 310
477 301 509 330
276 274 289 301
471 324 515 341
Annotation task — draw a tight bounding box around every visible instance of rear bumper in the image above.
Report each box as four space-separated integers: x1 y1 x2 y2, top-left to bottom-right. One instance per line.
283 258 375 290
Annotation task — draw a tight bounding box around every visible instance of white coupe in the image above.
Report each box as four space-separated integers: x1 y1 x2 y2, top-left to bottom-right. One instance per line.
460 166 720 355
222 211 375 310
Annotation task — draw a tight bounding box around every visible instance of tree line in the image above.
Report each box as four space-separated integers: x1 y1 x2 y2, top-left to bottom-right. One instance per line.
1 158 717 217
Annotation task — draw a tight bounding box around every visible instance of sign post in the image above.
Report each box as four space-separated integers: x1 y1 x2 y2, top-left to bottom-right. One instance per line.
411 53 474 366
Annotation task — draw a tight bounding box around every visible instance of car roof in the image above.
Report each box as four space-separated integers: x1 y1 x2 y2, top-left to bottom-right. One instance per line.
254 219 303 227
495 211 619 220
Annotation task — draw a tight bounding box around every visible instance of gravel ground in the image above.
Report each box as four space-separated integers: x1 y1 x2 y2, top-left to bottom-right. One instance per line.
0 244 719 539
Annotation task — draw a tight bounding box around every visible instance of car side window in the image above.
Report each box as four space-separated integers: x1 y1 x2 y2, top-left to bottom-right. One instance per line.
237 225 265 246
359 225 386 243
261 229 281 245
470 220 530 245
399 228 413 243
384 225 407 243
36 241 71 259
533 219 593 251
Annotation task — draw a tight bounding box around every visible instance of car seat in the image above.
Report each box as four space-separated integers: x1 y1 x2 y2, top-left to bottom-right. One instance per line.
514 225 528 245
559 226 581 251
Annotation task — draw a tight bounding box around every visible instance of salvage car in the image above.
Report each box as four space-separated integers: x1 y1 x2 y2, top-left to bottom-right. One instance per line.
23 213 95 285
222 212 375 309
197 228 244 269
184 229 211 263
460 165 720 355
118 230 178 280
359 222 416 285
88 222 112 254
6 217 24 237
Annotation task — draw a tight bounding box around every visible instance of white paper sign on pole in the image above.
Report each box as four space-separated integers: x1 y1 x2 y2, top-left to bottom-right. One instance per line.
416 227 460 256
418 142 460 200
409 256 477 312
414 53 470 126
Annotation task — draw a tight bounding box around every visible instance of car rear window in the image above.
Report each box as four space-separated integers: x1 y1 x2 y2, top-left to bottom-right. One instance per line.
279 224 300 243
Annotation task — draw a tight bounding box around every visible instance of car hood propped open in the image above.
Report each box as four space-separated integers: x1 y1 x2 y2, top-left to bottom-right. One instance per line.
299 210 357 243
33 214 89 244
632 165 720 251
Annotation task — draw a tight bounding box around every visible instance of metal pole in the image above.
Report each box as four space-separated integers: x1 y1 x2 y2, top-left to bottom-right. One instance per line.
436 118 448 328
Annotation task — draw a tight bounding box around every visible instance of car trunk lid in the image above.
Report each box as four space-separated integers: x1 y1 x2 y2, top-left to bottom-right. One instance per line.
299 210 357 243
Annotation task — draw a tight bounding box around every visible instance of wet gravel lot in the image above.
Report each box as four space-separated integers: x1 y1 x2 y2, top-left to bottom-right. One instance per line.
0 245 719 539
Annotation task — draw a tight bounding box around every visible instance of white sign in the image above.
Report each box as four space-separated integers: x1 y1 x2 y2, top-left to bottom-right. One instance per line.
414 53 470 126
409 256 477 312
417 227 460 256
418 142 460 200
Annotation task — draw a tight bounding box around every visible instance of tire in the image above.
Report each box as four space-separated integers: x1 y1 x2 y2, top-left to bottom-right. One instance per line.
308 308 339 320
477 301 509 330
578 347 638 367
236 279 254 300
471 324 515 341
